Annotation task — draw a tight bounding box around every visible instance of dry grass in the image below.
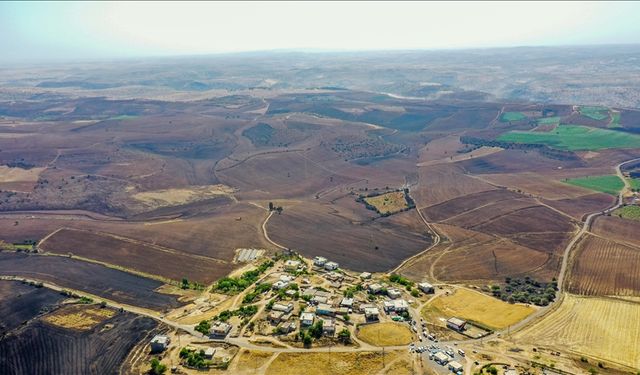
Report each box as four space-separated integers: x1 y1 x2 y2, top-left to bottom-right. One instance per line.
132 184 235 208
356 322 414 346
422 288 534 330
0 166 45 182
514 294 640 369
266 351 402 375
364 191 409 214
43 305 115 331
234 349 274 372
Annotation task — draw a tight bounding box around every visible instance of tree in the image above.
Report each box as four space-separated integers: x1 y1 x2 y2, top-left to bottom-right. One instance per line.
195 320 211 335
149 358 167 375
302 332 313 347
268 202 274 211
338 328 351 344
487 366 498 375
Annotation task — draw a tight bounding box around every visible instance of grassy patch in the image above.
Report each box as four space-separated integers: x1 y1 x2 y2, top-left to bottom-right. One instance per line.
356 322 413 346
564 175 624 195
363 191 410 215
266 351 404 375
628 178 640 191
498 125 640 151
537 116 561 125
421 288 534 330
613 205 640 221
579 106 609 121
500 112 527 122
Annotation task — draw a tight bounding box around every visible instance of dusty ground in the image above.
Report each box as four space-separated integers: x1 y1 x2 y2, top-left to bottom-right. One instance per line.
356 322 414 346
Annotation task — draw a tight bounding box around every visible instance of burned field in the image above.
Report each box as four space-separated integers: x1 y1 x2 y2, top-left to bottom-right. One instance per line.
0 252 183 311
0 280 65 335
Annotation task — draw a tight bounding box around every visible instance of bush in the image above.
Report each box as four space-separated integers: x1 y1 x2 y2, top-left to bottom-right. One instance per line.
195 320 211 335
487 366 498 375
149 358 167 375
337 328 351 344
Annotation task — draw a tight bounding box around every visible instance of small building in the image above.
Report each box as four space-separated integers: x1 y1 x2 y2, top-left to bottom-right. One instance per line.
273 280 289 290
322 319 335 336
210 321 232 338
446 317 466 332
383 300 395 313
204 347 216 359
324 261 339 271
284 259 301 271
312 295 328 305
368 283 383 294
279 274 294 283
150 335 170 353
325 271 343 282
268 310 285 324
316 303 335 316
300 312 315 326
280 321 297 333
364 307 380 321
313 256 327 267
393 299 409 312
336 307 349 316
448 361 463 373
285 289 297 298
272 302 294 313
434 351 449 365
359 272 372 280
340 297 354 308
315 290 333 298
418 282 434 294
387 288 402 299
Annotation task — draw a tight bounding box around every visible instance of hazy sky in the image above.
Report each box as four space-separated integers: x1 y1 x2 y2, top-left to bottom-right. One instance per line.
1 1 640 61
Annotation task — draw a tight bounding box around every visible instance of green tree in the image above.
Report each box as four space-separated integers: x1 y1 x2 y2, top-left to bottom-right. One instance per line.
195 320 211 335
302 332 313 347
337 328 351 344
149 358 167 375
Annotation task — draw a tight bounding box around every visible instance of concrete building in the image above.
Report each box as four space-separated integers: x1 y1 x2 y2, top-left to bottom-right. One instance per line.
340 297 354 308
359 272 372 279
364 307 380 321
204 347 216 359
316 303 335 316
279 274 294 283
273 280 289 290
368 283 383 294
448 361 463 373
280 321 297 333
313 256 327 267
150 335 170 353
324 261 339 271
272 302 294 313
300 312 315 326
434 351 449 365
322 319 335 336
418 282 435 294
446 317 467 332
312 295 328 305
284 259 301 271
268 310 285 324
210 321 232 337
393 299 409 312
387 288 402 299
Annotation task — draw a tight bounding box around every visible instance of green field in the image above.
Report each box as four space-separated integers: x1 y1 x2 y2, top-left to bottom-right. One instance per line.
564 175 624 195
500 112 527 122
498 125 640 151
609 112 621 128
629 178 640 191
537 116 561 125
613 205 640 221
579 106 609 121
109 114 138 121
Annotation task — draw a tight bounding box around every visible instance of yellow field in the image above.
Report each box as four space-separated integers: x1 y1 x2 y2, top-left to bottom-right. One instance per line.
132 184 234 208
43 305 115 330
514 294 640 369
356 322 413 346
265 351 404 375
422 288 534 330
364 191 409 214
0 166 45 182
234 349 274 372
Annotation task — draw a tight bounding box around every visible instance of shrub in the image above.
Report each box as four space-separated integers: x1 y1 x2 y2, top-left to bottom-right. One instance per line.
149 358 167 375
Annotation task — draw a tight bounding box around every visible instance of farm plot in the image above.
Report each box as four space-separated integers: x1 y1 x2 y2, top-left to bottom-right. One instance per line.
40 228 232 284
478 172 594 200
0 252 183 310
422 189 523 222
564 175 624 195
266 351 407 375
0 280 65 334
567 234 640 297
362 191 410 215
267 201 431 272
422 288 534 331
613 205 640 221
356 322 413 346
497 125 640 151
500 112 527 122
540 193 615 221
591 215 640 248
514 294 640 369
413 163 496 208
0 307 160 375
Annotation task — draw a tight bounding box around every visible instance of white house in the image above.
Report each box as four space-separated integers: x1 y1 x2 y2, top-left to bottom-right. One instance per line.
210 321 232 337
322 319 335 336
387 288 402 299
300 312 315 326
359 272 372 279
434 351 449 365
150 335 170 353
446 317 466 332
368 283 383 294
340 297 354 308
313 256 327 267
272 302 294 313
284 259 301 271
273 280 289 290
418 282 434 294
324 261 339 271
364 307 380 321
448 361 463 373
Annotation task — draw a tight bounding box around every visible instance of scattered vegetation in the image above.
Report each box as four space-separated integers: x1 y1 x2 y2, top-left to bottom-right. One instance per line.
242 282 272 304
179 347 212 369
180 278 204 290
195 320 211 335
213 260 274 294
216 304 258 322
490 276 557 306
613 205 640 221
357 188 415 216
149 358 167 375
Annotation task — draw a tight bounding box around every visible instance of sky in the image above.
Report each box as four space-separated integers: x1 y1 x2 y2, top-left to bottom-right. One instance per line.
1 1 640 61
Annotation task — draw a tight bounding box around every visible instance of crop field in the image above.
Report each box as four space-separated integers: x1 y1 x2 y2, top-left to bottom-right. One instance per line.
564 175 624 195
592 215 640 248
541 193 615 220
422 288 535 330
265 351 406 375
356 322 413 346
413 163 496 207
579 106 609 121
629 177 640 190
500 111 527 122
0 252 183 311
0 280 66 334
536 116 562 125
613 205 640 221
268 201 431 271
514 294 640 369
567 234 640 297
498 125 640 150
40 228 232 283
0 307 160 375
478 172 594 200
42 304 116 331
363 191 410 214
233 349 274 373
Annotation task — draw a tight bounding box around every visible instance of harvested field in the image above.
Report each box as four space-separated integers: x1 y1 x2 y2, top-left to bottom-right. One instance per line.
43 304 116 331
40 228 232 283
0 307 159 375
422 189 523 222
541 193 614 220
0 165 45 183
266 351 405 375
234 349 274 373
458 148 586 175
131 184 235 209
567 234 640 297
478 172 594 200
267 201 431 272
0 280 65 334
514 294 640 369
470 206 576 238
363 191 409 215
0 252 183 310
413 163 496 208
356 322 413 346
592 215 640 248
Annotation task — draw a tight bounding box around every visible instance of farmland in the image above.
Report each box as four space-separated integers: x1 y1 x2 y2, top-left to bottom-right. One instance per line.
362 190 411 215
422 288 535 330
265 351 408 375
579 106 609 121
497 125 640 150
356 322 413 346
564 175 624 195
0 280 65 334
0 252 183 310
567 234 640 297
514 294 640 369
500 111 527 122
613 205 640 220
